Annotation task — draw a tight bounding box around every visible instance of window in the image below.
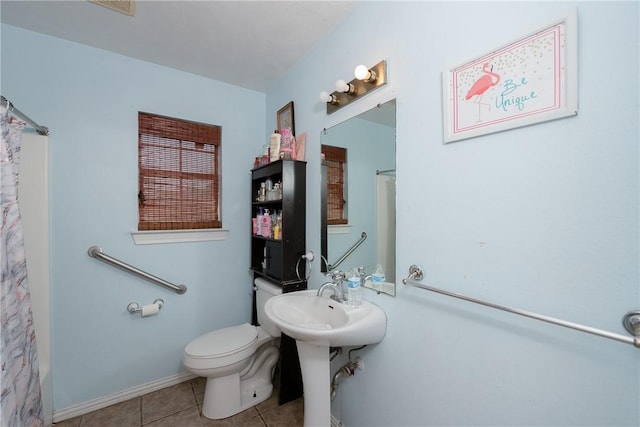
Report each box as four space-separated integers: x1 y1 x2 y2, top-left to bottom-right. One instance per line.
138 112 221 231
321 144 347 225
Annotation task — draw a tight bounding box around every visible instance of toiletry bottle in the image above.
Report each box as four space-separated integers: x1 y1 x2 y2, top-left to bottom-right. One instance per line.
271 212 277 239
276 211 282 240
280 128 293 160
259 182 266 202
273 182 281 200
275 182 282 200
269 131 281 162
265 177 274 200
256 208 263 236
346 268 362 307
261 209 271 238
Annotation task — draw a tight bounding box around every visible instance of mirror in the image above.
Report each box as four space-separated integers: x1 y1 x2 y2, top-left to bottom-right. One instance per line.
320 99 396 296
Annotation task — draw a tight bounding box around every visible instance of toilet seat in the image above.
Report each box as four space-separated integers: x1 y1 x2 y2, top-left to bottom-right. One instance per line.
183 323 261 371
186 323 258 358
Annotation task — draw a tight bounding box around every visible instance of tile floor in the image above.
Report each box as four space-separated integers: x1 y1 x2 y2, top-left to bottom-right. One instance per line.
52 377 304 427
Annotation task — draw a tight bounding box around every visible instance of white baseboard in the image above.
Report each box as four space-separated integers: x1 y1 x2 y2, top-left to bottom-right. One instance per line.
52 371 197 423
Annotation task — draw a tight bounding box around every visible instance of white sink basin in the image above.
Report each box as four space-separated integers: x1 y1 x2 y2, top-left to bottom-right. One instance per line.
265 289 387 346
265 289 387 426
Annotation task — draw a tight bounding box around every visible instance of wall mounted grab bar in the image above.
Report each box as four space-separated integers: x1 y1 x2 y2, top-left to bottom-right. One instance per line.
402 265 640 348
327 232 367 271
88 246 187 294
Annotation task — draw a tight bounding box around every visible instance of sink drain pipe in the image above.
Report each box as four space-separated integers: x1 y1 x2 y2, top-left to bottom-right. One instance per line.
330 346 366 401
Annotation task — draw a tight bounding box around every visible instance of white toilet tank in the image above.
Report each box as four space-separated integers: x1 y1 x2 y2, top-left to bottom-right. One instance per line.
254 278 282 337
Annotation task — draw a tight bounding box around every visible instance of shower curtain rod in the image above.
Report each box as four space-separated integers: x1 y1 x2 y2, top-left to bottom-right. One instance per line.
1 95 49 136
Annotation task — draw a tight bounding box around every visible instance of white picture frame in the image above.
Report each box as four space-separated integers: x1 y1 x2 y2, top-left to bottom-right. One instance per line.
442 9 578 143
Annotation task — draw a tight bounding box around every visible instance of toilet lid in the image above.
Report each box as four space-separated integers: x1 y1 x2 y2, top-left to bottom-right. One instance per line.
185 323 258 358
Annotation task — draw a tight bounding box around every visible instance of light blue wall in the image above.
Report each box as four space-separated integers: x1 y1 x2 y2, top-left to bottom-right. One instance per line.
267 2 639 426
1 25 265 409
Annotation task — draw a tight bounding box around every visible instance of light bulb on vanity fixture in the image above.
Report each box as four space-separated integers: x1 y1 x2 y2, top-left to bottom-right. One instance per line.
334 79 356 95
319 91 338 105
354 64 377 83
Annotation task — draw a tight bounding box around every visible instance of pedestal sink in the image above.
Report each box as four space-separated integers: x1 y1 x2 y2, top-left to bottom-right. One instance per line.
265 290 387 426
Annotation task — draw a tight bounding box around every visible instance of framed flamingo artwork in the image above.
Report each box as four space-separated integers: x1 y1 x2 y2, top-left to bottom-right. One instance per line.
442 9 578 143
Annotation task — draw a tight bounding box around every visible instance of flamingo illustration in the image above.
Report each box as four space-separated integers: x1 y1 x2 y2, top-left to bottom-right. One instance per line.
465 63 500 122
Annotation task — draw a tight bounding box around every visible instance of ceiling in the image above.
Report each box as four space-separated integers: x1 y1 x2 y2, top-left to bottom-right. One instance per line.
0 0 355 92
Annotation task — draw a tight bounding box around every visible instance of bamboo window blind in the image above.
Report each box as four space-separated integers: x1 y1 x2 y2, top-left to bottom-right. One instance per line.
138 112 221 231
321 145 347 225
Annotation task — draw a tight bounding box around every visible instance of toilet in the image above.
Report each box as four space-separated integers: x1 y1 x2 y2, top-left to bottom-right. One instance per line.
183 278 282 419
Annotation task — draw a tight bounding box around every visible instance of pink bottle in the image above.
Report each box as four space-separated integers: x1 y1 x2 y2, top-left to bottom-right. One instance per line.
261 209 271 238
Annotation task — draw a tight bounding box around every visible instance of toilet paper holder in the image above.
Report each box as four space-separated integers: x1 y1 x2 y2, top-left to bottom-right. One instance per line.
127 299 164 317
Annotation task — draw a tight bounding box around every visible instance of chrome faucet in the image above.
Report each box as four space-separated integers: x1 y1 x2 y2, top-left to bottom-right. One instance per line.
357 266 371 285
317 270 346 303
317 282 341 300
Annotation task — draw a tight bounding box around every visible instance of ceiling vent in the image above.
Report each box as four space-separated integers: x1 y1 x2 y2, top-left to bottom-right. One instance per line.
89 0 135 17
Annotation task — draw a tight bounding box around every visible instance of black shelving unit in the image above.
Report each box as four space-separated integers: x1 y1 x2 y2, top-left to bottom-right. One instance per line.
250 159 306 405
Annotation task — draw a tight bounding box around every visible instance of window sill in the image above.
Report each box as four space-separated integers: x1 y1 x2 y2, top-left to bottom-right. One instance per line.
131 229 229 245
328 225 351 235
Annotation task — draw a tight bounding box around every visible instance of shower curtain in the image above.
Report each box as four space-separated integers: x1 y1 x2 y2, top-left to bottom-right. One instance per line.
0 105 44 427
376 174 396 282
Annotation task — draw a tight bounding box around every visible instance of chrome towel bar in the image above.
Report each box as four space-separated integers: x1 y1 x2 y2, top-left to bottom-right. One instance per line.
402 265 640 348
88 246 187 294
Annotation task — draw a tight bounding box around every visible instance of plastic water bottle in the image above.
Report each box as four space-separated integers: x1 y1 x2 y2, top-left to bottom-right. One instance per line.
371 264 386 292
346 269 362 307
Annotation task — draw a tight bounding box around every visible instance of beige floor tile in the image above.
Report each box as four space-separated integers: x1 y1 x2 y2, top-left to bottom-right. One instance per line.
198 416 236 427
254 388 279 414
144 406 204 427
234 415 267 427
260 398 304 427
52 416 81 427
79 398 141 427
190 377 206 407
142 381 197 424
200 406 260 427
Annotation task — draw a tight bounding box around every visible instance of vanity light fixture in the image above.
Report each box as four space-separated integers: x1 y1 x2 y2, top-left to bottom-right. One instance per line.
321 60 387 114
